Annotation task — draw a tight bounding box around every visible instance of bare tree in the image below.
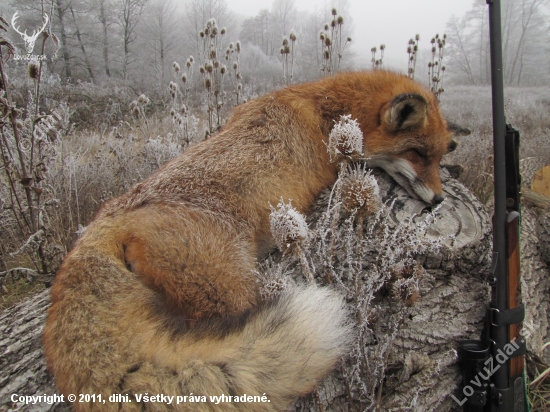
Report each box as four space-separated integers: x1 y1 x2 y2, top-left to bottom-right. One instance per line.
97 0 114 77
116 0 147 80
53 0 73 82
69 4 96 84
446 15 476 85
240 9 273 56
271 0 296 37
142 0 181 89
182 0 234 63
505 0 547 85
446 0 550 85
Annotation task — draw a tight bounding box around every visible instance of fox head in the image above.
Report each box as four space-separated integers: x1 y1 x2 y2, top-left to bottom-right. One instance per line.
360 92 466 205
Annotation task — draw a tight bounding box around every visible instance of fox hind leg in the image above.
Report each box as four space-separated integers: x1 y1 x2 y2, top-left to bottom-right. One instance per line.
120 207 260 323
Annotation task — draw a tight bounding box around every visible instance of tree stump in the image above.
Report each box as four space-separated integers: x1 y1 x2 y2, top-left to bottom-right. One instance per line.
0 169 548 411
277 168 493 412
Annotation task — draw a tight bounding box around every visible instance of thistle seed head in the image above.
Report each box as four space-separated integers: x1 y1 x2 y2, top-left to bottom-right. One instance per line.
340 165 381 218
270 199 309 251
28 61 39 79
328 114 364 162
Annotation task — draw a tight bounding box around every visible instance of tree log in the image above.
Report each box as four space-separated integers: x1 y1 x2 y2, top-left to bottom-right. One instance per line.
0 169 548 411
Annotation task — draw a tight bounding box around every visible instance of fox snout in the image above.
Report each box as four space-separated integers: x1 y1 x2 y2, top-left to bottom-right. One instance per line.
364 156 444 205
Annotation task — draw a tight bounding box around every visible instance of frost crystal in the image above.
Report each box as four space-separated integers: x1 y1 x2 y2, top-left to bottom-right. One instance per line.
340 164 381 217
328 114 363 163
269 199 309 250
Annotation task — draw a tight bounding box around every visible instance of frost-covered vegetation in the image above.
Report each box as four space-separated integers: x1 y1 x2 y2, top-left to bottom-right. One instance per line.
262 119 448 409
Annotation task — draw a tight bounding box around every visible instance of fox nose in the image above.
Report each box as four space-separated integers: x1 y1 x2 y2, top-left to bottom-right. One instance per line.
432 194 445 204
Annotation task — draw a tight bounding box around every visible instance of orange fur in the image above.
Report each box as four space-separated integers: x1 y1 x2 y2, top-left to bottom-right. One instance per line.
44 71 455 411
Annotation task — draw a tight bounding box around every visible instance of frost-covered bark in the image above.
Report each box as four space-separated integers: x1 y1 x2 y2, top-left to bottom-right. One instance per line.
0 289 68 411
1 169 548 412
520 205 550 366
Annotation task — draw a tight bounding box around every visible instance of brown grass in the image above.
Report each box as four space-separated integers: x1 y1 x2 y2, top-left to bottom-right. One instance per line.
441 85 550 204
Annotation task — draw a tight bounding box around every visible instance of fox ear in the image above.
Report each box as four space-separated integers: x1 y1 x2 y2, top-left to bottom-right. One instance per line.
447 121 471 136
383 93 427 132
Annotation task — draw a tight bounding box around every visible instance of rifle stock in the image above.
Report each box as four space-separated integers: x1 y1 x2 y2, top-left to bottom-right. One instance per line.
506 211 523 380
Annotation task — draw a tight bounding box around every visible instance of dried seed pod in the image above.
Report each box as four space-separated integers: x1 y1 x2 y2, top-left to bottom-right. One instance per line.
340 165 381 218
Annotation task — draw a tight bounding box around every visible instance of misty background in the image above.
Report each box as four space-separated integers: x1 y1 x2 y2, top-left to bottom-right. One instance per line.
2 0 549 96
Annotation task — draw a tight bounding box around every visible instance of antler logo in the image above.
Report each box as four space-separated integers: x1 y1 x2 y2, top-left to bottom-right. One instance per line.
11 11 49 54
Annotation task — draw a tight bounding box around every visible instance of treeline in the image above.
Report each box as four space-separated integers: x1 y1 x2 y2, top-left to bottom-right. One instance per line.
445 0 550 86
4 0 354 96
3 0 549 97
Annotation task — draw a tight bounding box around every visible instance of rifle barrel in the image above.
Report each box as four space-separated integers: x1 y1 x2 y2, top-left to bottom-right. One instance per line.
488 0 509 390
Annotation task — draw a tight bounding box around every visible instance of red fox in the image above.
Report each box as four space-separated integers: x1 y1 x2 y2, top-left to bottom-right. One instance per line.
44 71 460 411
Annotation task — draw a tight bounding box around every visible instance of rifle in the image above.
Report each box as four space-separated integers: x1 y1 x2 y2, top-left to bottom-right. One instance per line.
457 1 526 411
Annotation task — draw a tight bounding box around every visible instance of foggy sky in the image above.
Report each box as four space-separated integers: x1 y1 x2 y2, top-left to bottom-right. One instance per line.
226 0 473 70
